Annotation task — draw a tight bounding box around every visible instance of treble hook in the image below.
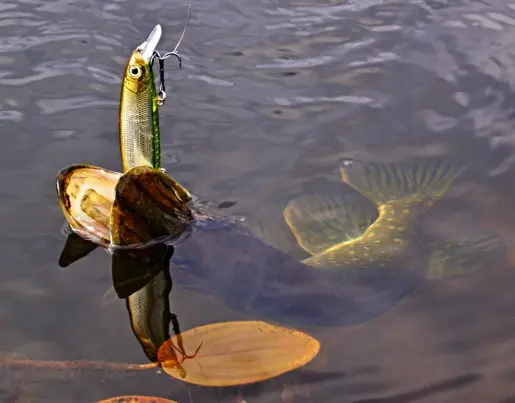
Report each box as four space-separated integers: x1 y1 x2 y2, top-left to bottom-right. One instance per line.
152 50 182 106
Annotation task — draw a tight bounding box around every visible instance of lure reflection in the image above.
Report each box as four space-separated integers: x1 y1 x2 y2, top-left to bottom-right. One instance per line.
113 245 178 365
61 230 198 373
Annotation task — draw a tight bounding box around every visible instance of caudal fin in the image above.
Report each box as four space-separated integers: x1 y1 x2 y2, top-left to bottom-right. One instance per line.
426 233 505 280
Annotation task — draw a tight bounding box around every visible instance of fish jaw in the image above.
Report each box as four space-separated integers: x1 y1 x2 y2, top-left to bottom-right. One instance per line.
56 165 197 250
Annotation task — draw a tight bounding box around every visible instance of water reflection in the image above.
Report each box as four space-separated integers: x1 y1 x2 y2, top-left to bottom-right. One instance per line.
114 245 178 365
61 231 178 364
59 186 186 370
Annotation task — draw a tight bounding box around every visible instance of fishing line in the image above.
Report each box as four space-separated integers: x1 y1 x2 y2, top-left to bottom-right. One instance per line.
153 0 195 105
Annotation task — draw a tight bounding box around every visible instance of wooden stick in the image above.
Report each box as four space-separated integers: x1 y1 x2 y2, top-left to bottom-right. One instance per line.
0 357 158 371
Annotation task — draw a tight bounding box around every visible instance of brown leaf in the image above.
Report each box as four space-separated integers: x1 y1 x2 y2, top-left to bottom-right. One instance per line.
97 396 178 403
157 320 320 387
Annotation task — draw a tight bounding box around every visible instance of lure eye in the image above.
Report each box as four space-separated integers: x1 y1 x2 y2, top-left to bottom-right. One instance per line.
128 65 142 78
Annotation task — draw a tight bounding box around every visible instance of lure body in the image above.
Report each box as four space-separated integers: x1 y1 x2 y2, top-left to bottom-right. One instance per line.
119 25 162 172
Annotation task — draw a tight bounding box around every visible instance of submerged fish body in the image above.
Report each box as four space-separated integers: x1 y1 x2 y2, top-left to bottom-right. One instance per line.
169 222 418 327
165 158 470 327
168 157 505 326
56 158 504 328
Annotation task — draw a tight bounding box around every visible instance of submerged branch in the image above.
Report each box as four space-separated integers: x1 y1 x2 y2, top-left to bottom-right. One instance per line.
0 357 158 371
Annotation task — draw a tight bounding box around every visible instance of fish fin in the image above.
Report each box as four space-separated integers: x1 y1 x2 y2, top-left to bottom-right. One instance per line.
58 231 99 268
242 210 309 258
283 192 378 256
426 233 505 280
340 158 465 206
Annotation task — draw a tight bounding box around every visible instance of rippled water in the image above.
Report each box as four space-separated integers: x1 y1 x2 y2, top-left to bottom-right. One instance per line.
3 0 515 401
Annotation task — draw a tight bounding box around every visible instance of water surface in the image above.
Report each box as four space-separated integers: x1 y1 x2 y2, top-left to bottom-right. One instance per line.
2 0 515 401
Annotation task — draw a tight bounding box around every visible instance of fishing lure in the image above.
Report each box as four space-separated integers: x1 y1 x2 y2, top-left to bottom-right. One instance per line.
119 3 192 172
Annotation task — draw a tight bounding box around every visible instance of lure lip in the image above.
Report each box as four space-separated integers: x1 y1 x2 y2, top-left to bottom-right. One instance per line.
137 24 162 62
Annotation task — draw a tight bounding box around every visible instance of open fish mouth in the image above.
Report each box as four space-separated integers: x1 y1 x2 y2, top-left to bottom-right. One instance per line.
56 164 195 249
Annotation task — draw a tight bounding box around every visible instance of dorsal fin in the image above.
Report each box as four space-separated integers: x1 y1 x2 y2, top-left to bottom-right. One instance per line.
340 158 465 206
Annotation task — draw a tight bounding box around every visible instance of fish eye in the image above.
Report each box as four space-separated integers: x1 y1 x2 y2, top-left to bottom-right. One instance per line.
128 65 142 78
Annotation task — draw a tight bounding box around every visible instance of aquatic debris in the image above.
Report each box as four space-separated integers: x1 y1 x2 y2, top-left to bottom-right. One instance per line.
157 320 320 387
97 396 178 403
0 357 157 371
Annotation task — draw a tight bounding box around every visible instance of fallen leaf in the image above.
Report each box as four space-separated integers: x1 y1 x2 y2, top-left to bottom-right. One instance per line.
97 396 178 403
157 320 320 387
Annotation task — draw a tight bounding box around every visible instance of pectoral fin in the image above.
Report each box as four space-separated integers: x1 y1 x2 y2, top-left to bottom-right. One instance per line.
243 211 308 258
283 192 378 256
